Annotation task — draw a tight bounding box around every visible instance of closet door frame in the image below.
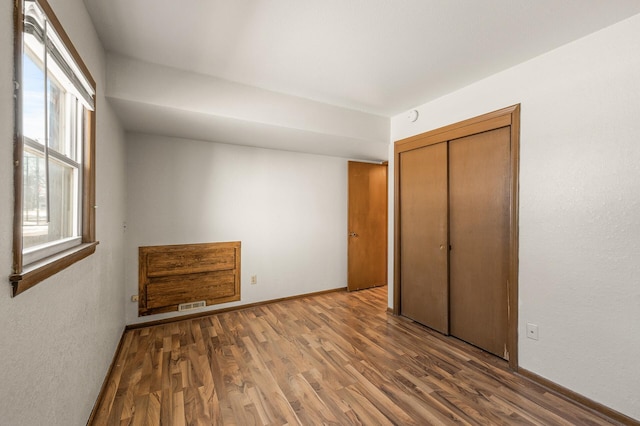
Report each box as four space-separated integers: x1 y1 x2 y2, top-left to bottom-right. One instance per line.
393 104 521 370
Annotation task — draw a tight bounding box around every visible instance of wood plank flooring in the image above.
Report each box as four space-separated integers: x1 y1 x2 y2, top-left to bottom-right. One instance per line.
91 286 624 425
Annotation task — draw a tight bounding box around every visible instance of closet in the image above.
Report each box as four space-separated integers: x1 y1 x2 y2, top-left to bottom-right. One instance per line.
394 105 520 366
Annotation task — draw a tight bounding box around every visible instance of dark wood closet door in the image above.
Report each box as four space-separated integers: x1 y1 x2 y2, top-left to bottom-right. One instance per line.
449 127 511 359
399 143 449 333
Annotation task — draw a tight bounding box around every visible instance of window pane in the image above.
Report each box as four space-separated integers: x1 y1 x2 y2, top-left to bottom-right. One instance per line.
23 153 78 250
13 0 96 293
22 149 48 249
48 158 77 240
22 52 45 145
47 74 65 155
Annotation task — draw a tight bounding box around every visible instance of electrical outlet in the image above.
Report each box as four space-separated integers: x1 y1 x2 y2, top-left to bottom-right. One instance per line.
131 295 139 302
526 323 539 340
250 275 258 285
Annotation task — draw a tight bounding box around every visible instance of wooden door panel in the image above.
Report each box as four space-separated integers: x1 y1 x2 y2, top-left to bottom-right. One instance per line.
139 241 241 316
399 143 449 333
449 127 510 358
347 162 387 291
146 270 236 309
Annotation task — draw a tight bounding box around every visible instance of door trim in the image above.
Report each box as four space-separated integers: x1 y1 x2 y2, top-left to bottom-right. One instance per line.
393 104 520 370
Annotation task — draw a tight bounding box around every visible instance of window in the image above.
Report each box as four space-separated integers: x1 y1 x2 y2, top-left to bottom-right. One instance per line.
10 0 97 296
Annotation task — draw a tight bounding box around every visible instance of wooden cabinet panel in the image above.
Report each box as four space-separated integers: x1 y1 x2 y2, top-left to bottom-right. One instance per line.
146 246 236 277
146 270 237 309
139 241 240 316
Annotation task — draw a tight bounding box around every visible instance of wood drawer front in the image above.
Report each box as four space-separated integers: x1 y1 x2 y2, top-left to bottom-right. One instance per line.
145 246 236 277
138 241 241 316
146 270 237 310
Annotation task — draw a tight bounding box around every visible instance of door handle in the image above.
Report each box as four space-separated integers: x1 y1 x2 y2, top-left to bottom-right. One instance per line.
349 232 358 237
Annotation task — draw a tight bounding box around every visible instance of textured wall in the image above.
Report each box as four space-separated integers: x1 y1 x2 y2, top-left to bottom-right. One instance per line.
0 1 127 424
389 14 640 420
125 134 349 325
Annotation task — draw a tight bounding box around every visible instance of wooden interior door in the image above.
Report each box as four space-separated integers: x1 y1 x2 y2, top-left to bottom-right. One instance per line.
449 127 511 359
347 162 387 291
399 143 449 333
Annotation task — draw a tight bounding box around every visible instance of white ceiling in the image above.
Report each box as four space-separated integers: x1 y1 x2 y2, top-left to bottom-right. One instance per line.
84 0 640 158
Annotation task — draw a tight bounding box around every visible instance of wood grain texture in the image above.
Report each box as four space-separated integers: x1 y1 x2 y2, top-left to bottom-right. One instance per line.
91 286 628 425
399 142 449 333
12 0 24 278
394 104 520 369
449 127 511 359
139 242 241 316
347 161 387 291
395 105 516 152
11 242 98 296
507 105 521 369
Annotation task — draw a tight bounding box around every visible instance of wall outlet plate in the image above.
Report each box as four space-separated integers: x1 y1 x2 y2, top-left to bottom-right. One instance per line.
526 323 539 340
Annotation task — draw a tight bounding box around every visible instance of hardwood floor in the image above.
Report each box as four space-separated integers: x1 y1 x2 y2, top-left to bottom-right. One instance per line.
91 286 624 425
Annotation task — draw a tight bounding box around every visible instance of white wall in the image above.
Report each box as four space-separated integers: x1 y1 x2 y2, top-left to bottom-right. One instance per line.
0 1 127 425
125 134 348 324
389 14 640 420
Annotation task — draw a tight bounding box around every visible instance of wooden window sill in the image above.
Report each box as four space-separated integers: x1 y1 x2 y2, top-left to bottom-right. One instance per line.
10 241 99 297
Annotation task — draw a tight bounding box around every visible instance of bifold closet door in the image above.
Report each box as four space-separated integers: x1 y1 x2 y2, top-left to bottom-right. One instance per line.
399 142 449 334
449 127 510 359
